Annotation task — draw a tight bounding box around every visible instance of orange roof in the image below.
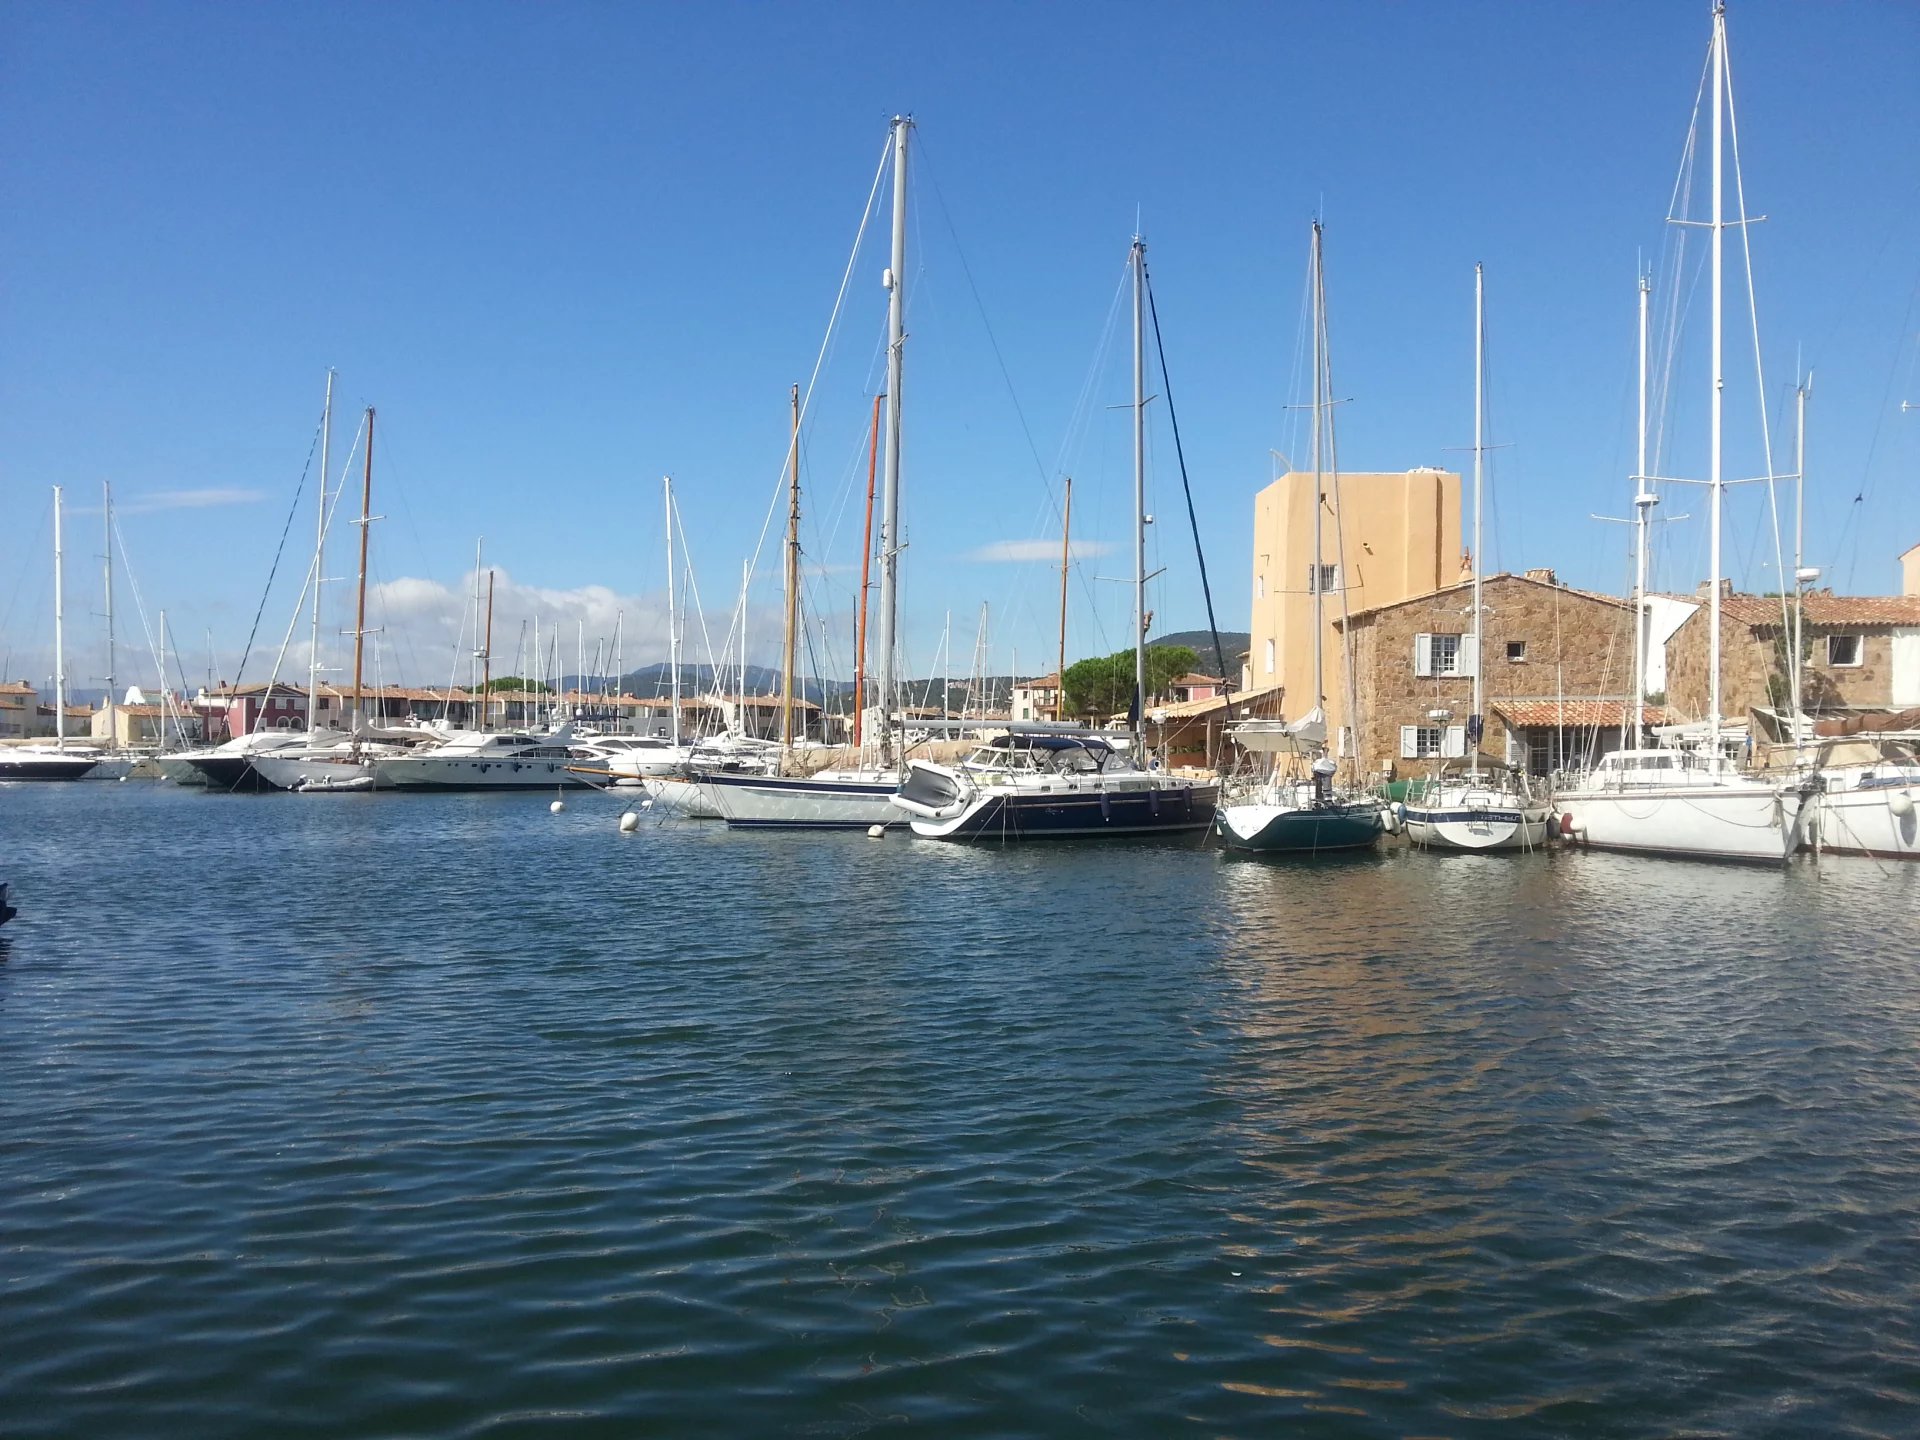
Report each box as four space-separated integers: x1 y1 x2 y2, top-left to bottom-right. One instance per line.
1169 673 1224 688
1016 674 1060 690
1714 592 1920 626
0 681 35 695
1491 700 1670 729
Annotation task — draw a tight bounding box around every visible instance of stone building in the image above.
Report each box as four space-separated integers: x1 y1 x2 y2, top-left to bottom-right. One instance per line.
1333 569 1643 780
1663 590 1920 728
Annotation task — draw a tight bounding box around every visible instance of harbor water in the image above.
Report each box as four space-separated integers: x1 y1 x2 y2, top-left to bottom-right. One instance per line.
3 783 1918 1437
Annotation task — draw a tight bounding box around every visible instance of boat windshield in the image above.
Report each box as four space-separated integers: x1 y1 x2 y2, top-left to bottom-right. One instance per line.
962 736 1115 775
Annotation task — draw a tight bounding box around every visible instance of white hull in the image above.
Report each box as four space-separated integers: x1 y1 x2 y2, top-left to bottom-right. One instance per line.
1402 782 1552 852
705 770 903 829
1806 769 1920 860
1557 783 1802 863
641 776 723 819
373 754 588 791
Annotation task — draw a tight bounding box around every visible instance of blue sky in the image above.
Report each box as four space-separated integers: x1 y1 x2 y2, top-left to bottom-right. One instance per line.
4 1 1916 693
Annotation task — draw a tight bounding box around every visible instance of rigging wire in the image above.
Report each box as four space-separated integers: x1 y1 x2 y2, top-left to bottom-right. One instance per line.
1143 261 1235 727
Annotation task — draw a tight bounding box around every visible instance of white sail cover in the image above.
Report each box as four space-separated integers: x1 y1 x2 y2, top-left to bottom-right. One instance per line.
1230 708 1327 755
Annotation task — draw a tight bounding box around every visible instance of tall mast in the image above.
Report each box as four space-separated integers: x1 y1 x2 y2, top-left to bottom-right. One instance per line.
1707 0 1726 751
1310 222 1326 717
1058 474 1073 723
1632 272 1656 749
471 538 485 698
1131 236 1148 756
101 479 116 737
482 570 495 715
350 407 374 729
1792 375 1810 762
853 393 881 747
664 476 682 748
783 382 801 750
310 369 333 729
876 115 910 768
52 485 67 748
1470 263 1485 777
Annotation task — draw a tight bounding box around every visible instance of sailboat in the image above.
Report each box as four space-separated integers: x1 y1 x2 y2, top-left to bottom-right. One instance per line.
1215 223 1384 854
1400 265 1552 851
252 406 427 792
1555 1 1811 864
890 236 1218 841
705 115 915 831
0 486 101 781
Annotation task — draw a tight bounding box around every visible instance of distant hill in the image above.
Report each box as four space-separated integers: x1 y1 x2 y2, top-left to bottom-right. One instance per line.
1147 630 1250 677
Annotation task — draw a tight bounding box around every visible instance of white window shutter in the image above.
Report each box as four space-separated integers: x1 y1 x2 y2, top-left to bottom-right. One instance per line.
1414 633 1434 678
1443 725 1467 758
1459 633 1479 678
1399 725 1420 758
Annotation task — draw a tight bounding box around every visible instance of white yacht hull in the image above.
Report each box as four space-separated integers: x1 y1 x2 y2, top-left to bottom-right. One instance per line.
640 776 723 818
1557 784 1803 863
373 754 589 791
1806 772 1920 860
705 770 904 829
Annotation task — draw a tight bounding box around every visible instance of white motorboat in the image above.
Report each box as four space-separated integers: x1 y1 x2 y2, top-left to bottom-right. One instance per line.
372 727 589 791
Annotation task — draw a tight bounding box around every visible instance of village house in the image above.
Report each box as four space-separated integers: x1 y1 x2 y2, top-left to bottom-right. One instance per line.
1010 674 1061 723
0 681 36 739
1145 683 1285 772
1663 587 1920 735
1334 569 1649 780
90 697 204 748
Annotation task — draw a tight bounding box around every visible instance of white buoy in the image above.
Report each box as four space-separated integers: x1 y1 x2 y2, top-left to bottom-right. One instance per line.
1891 791 1915 819
867 824 885 839
550 799 566 814
619 810 641 833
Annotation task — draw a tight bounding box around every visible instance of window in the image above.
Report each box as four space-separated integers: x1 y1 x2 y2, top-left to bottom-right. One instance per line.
1306 563 1341 594
1827 634 1863 667
1506 640 1527 663
1265 638 1275 675
1400 724 1466 759
1256 574 1265 599
1414 632 1476 678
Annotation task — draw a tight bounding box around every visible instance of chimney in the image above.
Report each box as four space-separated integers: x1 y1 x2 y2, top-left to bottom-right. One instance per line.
1695 577 1734 599
1524 567 1557 585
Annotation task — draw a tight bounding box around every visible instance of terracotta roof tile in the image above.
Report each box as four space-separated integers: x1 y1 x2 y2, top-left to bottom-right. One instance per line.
1491 700 1670 729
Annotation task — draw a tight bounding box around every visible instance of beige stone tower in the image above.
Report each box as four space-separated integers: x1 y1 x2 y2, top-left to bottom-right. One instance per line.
1248 466 1463 745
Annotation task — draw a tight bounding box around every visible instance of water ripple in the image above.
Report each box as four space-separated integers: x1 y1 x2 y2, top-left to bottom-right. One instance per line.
2 785 1918 1437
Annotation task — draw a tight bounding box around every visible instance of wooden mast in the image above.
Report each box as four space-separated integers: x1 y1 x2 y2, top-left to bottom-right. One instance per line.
853 391 881 748
1057 474 1072 722
350 407 374 729
782 383 801 750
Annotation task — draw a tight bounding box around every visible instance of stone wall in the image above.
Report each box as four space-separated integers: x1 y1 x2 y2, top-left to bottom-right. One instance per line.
1666 612 1906 719
1343 575 1636 779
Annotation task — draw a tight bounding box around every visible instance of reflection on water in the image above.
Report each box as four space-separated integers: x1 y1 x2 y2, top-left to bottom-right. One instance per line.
1 785 1917 1437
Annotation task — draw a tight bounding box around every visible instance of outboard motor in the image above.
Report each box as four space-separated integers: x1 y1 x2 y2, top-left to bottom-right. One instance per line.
1311 755 1337 805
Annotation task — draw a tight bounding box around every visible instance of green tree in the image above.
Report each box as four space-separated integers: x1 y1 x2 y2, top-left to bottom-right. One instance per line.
1061 645 1199 718
470 677 551 693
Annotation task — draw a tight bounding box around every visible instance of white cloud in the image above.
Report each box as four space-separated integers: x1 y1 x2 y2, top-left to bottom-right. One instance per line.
967 539 1115 563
